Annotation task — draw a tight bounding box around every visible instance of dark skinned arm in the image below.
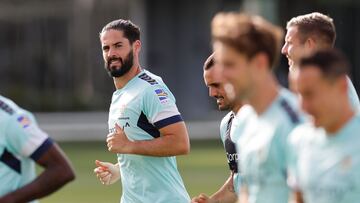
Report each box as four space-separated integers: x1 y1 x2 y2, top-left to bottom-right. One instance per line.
0 143 75 203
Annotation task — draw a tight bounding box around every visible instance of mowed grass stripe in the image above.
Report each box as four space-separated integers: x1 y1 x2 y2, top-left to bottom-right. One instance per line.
39 140 228 203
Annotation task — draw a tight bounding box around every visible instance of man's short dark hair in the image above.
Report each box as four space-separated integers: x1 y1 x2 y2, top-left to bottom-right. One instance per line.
287 12 336 47
299 48 350 81
204 53 215 70
100 19 140 44
211 13 284 70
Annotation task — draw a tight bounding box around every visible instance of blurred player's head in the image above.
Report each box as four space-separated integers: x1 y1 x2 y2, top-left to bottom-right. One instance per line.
100 19 141 78
203 53 233 111
296 48 351 132
211 12 283 101
282 12 336 73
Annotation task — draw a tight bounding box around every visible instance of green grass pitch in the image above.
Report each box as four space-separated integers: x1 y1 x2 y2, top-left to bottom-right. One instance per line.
39 140 229 203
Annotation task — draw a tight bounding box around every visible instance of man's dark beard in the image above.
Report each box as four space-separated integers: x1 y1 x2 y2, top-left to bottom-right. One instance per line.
105 50 134 78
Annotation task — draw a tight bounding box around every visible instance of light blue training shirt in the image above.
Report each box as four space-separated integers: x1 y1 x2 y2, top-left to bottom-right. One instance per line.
108 70 190 203
237 88 305 203
0 95 53 203
288 114 360 203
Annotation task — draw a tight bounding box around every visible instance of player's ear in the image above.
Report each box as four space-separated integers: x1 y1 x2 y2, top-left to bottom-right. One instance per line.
336 75 348 93
133 40 141 54
252 52 269 71
305 37 316 49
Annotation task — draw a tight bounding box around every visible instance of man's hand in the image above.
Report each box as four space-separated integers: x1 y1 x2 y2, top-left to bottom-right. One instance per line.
94 160 120 185
106 123 133 154
192 193 216 203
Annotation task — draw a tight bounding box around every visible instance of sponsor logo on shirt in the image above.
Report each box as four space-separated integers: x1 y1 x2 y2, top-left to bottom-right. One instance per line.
17 115 31 128
226 152 238 162
155 89 168 102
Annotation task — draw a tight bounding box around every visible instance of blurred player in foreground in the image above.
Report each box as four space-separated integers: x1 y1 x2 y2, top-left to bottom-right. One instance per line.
289 48 360 203
0 95 75 203
282 12 359 109
212 12 304 203
93 19 190 203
